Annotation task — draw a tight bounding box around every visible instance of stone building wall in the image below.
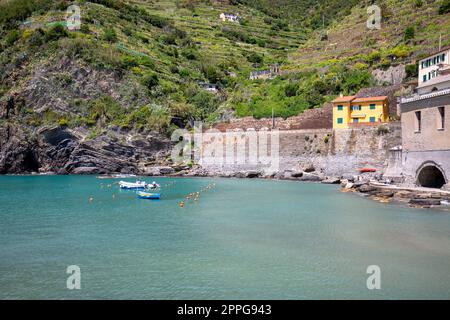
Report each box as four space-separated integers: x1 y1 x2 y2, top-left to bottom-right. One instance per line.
197 123 402 177
402 105 450 151
398 95 450 187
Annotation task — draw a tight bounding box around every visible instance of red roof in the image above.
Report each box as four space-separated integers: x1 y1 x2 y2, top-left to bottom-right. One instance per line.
332 96 356 103
352 96 388 103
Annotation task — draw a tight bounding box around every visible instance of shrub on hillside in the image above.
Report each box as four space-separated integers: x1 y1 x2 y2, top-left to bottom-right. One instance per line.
27 28 46 47
221 27 257 45
284 82 299 97
0 0 60 28
142 13 170 28
103 28 117 42
340 69 374 95
45 24 68 42
405 64 418 78
247 53 264 64
5 29 20 46
187 90 220 120
404 26 415 42
141 73 159 90
439 0 450 14
201 62 224 84
271 19 289 31
126 104 171 132
89 96 126 124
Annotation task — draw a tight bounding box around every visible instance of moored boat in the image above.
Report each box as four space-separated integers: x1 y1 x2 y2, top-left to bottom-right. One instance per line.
119 180 147 189
359 168 377 173
137 191 161 200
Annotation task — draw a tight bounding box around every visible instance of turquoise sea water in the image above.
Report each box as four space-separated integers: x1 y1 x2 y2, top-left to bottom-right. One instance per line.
0 175 450 300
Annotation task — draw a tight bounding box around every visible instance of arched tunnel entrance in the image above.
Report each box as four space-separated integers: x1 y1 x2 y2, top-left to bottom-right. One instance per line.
417 165 446 189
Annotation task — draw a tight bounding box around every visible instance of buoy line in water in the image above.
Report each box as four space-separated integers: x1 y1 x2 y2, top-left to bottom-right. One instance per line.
180 183 216 208
93 180 217 207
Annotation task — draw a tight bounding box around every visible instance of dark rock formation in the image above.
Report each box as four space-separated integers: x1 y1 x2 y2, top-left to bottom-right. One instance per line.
298 173 322 182
409 198 442 206
0 124 172 175
321 177 341 184
357 184 378 193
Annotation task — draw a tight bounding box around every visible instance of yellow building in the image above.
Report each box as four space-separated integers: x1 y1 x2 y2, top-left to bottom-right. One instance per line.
332 96 390 129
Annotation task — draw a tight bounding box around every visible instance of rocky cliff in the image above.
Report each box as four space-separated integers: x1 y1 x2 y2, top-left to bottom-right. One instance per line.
0 123 172 174
0 56 173 174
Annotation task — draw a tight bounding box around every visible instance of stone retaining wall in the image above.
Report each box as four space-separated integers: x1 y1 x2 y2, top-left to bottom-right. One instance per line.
197 122 402 177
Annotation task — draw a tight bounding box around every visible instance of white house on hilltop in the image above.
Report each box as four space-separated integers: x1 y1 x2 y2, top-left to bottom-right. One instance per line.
417 46 450 95
219 13 241 23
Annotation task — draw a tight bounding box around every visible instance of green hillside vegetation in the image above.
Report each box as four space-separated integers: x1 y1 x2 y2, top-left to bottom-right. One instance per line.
1 0 449 133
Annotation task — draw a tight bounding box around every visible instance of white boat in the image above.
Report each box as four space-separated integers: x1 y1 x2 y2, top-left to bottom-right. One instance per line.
147 182 161 190
119 181 148 190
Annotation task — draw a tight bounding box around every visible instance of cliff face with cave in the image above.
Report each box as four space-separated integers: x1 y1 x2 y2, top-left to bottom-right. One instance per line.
0 57 173 174
0 123 173 175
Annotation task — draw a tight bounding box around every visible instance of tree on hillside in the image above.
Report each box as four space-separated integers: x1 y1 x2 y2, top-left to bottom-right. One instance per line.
404 26 415 42
439 0 450 14
103 28 117 43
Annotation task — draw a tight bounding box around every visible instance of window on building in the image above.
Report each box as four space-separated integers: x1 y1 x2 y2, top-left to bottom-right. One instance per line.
423 75 427 82
370 104 376 110
438 107 445 130
337 118 343 124
370 117 376 123
351 105 361 111
353 118 359 123
337 105 343 111
415 111 421 133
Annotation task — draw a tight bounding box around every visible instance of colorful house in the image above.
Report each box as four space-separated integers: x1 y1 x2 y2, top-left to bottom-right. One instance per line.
332 95 390 129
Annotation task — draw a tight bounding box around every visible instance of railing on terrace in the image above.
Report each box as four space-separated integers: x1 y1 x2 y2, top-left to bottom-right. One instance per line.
401 88 450 104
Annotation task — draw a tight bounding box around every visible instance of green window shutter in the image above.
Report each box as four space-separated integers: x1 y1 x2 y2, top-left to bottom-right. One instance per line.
370 117 376 122
337 118 343 124
337 105 343 111
370 104 376 110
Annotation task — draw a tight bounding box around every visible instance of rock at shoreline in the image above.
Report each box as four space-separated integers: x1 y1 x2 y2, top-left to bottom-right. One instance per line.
303 164 315 173
321 177 341 184
409 198 442 206
298 173 322 182
72 166 107 175
291 171 304 178
378 191 395 198
159 167 175 175
344 182 355 189
394 191 414 198
357 184 377 193
342 174 355 182
245 171 261 178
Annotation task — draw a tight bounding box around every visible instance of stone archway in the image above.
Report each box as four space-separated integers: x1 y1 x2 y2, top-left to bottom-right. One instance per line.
416 162 447 189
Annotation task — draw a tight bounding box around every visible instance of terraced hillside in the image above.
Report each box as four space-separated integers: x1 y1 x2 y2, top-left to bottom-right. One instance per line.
1 0 449 128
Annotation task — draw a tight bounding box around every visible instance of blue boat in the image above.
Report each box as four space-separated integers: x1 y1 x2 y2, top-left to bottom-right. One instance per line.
137 191 161 200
